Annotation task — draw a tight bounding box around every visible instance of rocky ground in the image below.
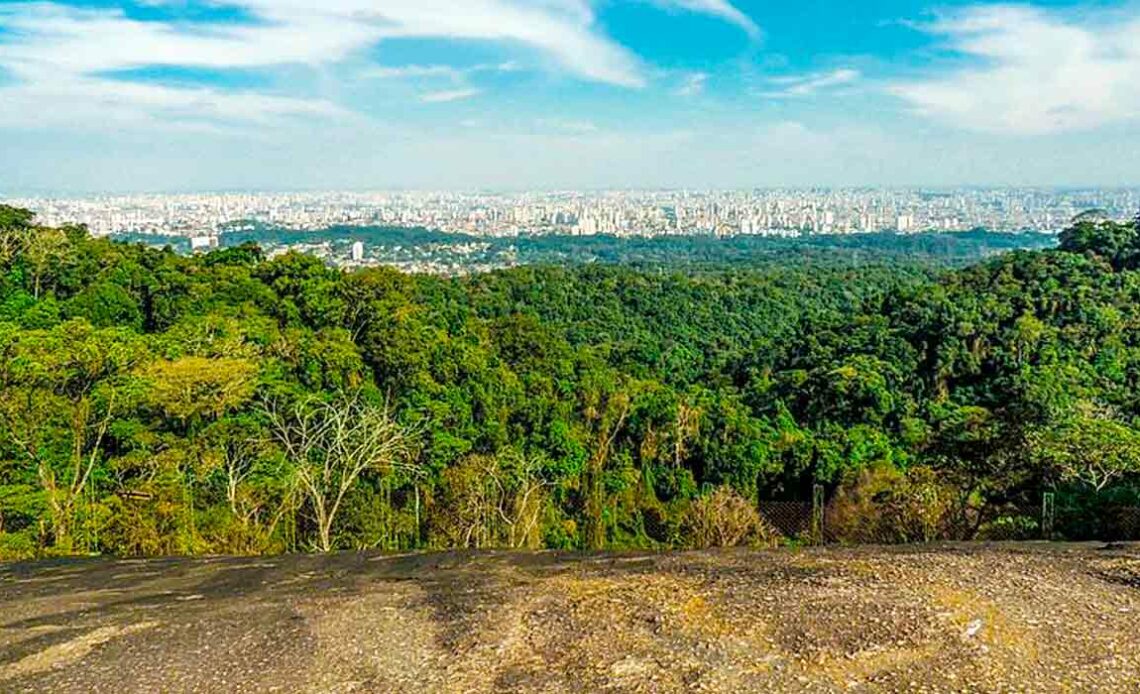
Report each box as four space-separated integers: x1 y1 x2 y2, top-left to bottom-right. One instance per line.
3 543 1140 693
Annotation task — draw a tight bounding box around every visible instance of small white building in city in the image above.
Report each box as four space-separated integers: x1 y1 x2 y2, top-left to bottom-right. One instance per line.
190 235 219 253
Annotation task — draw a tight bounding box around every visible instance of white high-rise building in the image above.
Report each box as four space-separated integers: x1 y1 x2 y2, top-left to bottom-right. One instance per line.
351 241 364 262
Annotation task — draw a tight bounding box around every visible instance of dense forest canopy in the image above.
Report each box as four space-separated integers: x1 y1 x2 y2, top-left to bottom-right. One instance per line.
112 223 1058 269
2 205 1139 558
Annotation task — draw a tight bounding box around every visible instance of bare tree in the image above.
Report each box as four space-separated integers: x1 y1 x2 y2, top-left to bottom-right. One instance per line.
212 430 292 551
672 401 702 468
2 388 115 550
264 392 416 552
442 452 548 549
493 452 548 549
583 392 630 550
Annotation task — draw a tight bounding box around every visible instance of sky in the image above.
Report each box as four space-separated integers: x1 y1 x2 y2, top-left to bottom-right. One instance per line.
0 0 1138 193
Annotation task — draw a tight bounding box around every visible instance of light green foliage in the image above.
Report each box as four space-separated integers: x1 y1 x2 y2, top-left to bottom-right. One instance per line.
1030 402 1140 492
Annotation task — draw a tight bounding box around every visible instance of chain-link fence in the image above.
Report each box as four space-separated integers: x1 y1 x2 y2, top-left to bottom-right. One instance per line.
976 504 1043 541
758 489 1140 545
1055 503 1140 541
758 500 814 540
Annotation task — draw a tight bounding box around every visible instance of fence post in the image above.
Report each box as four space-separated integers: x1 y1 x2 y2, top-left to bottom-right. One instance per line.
1042 492 1055 541
811 484 825 546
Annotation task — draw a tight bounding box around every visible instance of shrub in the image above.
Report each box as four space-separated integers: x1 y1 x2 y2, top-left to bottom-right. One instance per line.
0 530 38 561
826 465 971 544
684 486 775 549
977 514 1039 541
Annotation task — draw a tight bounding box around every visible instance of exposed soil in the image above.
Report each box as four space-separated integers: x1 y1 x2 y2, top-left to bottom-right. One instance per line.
3 543 1140 692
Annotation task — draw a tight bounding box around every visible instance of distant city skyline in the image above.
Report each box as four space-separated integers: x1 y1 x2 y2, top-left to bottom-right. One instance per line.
13 188 1138 239
1 1 1139 192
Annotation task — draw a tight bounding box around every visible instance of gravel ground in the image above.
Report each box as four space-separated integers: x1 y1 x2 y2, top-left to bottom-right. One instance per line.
2 543 1140 693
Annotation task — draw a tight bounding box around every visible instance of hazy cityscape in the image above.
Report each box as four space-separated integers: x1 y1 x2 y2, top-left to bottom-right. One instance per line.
12 188 1138 241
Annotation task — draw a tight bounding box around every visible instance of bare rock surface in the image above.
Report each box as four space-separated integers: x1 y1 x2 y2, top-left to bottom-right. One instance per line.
3 543 1140 692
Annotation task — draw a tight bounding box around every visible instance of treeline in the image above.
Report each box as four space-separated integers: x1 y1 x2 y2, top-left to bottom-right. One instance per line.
113 225 1057 268
1 204 1139 558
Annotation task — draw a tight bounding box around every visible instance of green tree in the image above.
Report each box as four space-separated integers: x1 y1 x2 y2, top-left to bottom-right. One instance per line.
1032 402 1140 492
1059 218 1140 270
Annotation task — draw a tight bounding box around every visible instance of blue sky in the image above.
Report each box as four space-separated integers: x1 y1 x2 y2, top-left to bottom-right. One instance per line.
0 0 1137 192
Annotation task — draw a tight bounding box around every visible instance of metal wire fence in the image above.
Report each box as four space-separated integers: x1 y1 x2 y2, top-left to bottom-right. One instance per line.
758 489 1140 545
1054 504 1140 542
976 505 1043 541
757 501 814 540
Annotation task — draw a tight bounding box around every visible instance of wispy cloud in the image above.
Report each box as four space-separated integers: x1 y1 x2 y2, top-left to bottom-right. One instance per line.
363 65 467 81
0 0 759 131
0 75 348 130
648 0 759 38
420 88 481 104
673 72 708 97
536 118 599 134
362 62 519 81
889 5 1140 134
760 68 860 98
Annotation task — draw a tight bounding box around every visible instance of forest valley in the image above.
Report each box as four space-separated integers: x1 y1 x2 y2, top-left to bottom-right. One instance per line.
3 204 1140 559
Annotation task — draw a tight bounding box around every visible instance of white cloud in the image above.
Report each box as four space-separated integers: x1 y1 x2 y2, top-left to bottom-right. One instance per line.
0 0 641 130
649 0 759 37
535 118 599 134
363 65 467 81
0 59 349 133
889 5 1140 134
0 0 763 132
362 62 519 81
419 88 481 103
760 68 860 98
673 72 708 96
